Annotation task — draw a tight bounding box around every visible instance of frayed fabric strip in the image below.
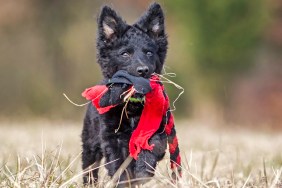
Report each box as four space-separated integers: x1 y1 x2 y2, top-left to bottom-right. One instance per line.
82 85 117 114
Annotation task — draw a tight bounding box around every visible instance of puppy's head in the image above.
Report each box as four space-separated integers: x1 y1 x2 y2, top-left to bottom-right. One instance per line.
96 3 167 79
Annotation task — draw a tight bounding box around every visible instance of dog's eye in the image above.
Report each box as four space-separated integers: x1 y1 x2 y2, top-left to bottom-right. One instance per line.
121 52 130 58
146 51 153 57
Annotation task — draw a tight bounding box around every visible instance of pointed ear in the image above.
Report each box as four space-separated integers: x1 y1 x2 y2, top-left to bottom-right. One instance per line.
135 3 167 73
98 6 127 42
134 3 165 38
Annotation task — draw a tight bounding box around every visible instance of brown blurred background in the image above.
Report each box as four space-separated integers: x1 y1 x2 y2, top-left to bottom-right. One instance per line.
0 0 281 129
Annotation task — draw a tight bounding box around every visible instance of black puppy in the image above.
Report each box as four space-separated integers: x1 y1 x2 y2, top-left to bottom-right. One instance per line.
82 3 180 186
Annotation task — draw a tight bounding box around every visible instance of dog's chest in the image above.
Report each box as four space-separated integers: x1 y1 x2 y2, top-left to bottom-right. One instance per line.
125 101 144 117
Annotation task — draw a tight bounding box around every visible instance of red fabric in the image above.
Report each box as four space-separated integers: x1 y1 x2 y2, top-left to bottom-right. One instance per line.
81 75 170 160
165 113 174 135
176 155 181 166
171 155 181 169
171 154 182 177
129 75 168 159
81 85 117 114
169 136 178 154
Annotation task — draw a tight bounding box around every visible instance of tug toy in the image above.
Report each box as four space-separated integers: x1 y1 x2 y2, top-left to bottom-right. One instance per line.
82 70 181 172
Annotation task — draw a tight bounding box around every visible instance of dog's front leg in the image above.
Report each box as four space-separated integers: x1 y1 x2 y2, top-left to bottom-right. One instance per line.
100 112 136 182
134 132 167 184
99 119 123 179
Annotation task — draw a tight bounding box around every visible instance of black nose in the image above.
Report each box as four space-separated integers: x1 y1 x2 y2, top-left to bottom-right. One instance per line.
136 66 149 76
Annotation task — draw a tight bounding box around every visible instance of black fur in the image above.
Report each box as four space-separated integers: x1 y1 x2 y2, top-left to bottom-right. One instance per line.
82 3 168 186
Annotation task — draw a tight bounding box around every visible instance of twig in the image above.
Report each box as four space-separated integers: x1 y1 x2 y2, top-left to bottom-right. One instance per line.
270 168 282 188
152 73 184 112
210 151 219 179
145 161 178 188
63 93 90 107
200 153 206 180
181 166 209 188
58 159 120 188
116 98 130 133
3 169 21 188
263 157 268 188
105 156 133 188
242 171 252 188
50 151 82 186
116 88 135 133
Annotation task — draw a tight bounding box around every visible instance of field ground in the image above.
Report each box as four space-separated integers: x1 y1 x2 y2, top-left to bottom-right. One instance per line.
0 120 281 187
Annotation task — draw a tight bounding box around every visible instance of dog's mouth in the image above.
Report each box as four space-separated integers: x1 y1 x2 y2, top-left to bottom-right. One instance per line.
129 93 145 103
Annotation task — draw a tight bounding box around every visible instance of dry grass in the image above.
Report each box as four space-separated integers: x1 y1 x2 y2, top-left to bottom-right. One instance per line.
0 120 281 187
